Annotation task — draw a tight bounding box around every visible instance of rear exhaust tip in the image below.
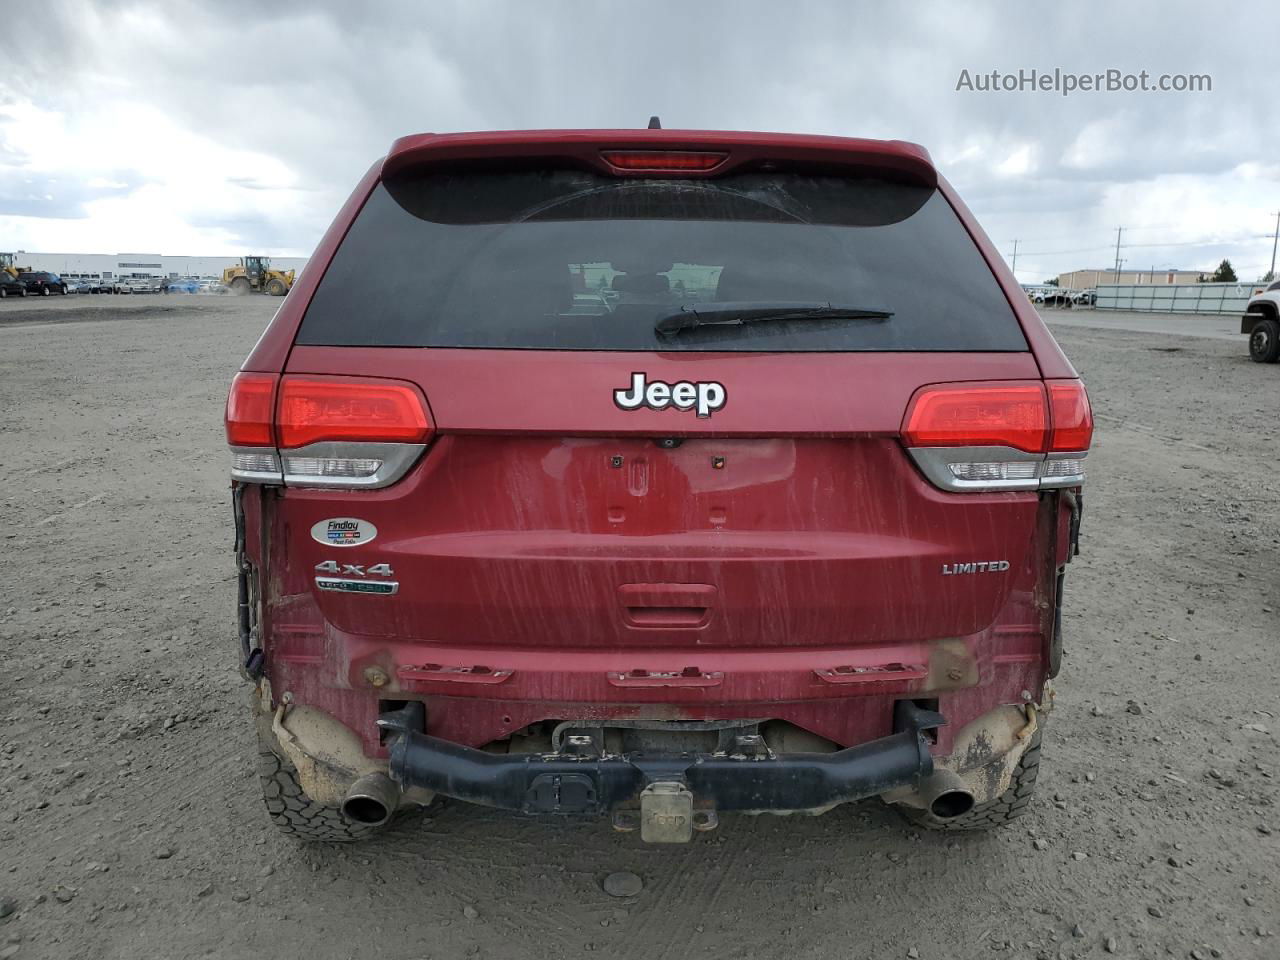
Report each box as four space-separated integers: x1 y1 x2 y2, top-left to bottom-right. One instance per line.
341 773 400 827
929 788 976 819
919 768 976 820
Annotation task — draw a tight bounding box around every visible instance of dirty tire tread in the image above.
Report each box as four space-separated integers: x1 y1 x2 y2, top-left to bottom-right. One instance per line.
1248 316 1280 363
903 727 1043 832
256 749 381 843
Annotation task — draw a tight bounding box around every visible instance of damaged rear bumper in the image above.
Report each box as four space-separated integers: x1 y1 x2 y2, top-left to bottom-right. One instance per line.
380 701 946 842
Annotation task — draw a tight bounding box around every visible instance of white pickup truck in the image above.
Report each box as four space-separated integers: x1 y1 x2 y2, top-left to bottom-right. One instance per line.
1243 281 1280 363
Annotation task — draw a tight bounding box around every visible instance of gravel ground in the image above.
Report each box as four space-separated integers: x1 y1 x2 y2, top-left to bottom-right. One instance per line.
0 295 1277 960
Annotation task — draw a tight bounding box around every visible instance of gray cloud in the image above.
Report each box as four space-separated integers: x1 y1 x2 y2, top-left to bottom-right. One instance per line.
2 0 1277 277
0 169 145 219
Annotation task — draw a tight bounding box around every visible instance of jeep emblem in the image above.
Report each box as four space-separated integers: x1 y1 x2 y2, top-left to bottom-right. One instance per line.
613 372 727 419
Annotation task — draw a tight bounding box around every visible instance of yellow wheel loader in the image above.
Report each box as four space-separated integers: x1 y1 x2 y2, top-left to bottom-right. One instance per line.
1 253 32 280
222 256 295 296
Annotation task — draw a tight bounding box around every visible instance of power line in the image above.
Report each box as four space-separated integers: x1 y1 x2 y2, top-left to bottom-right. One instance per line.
1123 239 1252 250
1005 219 1280 282
1004 219 1273 250
1016 245 1114 257
1012 235 1265 258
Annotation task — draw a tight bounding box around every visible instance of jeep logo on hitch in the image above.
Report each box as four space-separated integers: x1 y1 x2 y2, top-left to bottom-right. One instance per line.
613 372 727 419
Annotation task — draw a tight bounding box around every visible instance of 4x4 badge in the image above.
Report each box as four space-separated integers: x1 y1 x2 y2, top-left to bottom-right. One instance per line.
613 372 726 419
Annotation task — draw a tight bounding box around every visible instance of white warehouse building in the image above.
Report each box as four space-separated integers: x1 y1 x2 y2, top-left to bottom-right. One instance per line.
8 251 310 282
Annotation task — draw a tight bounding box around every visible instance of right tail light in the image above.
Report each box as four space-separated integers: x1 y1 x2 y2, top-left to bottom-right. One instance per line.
225 373 434 488
902 380 1092 492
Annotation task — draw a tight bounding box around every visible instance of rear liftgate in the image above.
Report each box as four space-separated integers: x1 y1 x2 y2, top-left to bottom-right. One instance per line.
379 701 945 843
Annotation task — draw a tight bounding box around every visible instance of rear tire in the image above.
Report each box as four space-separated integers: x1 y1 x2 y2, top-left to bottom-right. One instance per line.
257 746 386 843
1248 316 1280 363
901 726 1043 831
40 286 50 296
265 278 286 296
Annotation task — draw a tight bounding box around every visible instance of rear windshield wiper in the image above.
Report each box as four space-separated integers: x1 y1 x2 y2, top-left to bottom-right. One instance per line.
655 301 894 336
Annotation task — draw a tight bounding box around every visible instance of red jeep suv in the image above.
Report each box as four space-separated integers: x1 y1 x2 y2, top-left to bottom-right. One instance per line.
226 128 1090 843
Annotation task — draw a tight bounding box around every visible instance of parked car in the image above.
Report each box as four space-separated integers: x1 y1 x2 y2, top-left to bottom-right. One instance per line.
119 277 161 294
16 271 68 296
161 277 201 294
200 279 228 294
1072 289 1096 306
1241 280 1280 363
65 278 95 294
226 127 1092 844
0 275 29 299
1036 289 1072 308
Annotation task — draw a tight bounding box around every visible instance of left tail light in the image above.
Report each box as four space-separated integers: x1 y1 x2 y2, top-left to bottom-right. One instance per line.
225 372 282 482
225 373 434 488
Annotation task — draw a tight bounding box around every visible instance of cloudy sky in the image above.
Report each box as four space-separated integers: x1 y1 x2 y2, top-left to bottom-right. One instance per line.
2 0 1277 282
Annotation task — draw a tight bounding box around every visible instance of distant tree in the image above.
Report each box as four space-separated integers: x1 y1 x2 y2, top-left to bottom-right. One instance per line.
1262 270 1275 283
1044 277 1059 286
1197 274 1207 283
1210 259 1237 282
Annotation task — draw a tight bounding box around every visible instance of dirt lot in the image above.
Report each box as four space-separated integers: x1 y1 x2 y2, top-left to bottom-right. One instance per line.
1 295 1277 960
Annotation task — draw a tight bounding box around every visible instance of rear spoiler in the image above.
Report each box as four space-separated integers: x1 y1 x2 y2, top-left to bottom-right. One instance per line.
382 129 937 188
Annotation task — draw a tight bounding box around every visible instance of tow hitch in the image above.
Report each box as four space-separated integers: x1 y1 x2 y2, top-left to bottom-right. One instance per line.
636 782 698 844
379 701 946 843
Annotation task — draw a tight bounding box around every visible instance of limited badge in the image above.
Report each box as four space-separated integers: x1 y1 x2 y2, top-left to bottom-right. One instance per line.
310 517 377 548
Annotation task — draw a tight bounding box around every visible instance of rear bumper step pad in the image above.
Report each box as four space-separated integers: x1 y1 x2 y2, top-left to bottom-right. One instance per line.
379 701 943 815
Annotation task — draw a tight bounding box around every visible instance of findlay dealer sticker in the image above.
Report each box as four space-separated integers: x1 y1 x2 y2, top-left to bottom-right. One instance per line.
310 518 378 548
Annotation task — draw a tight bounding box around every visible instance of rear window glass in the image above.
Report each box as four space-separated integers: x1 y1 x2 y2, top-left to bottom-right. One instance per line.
297 169 1027 352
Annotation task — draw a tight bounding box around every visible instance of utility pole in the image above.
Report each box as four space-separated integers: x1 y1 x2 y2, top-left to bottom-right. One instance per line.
1270 211 1279 280
1009 239 1019 276
1113 227 1124 278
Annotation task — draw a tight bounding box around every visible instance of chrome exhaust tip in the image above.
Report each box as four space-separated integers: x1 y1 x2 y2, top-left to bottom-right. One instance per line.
340 773 400 827
919 768 976 819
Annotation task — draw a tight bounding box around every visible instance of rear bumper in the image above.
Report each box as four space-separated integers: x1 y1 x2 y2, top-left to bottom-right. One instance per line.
381 700 943 817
